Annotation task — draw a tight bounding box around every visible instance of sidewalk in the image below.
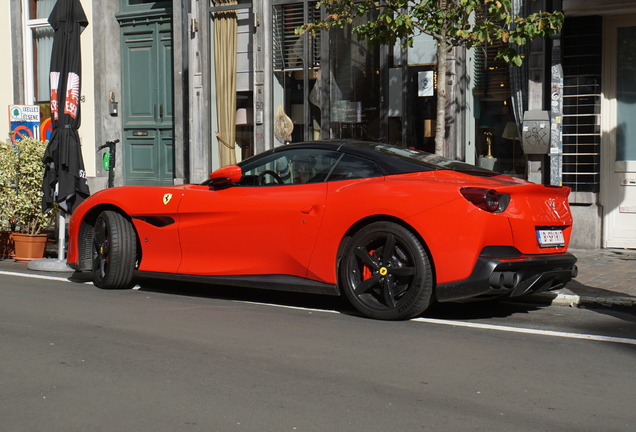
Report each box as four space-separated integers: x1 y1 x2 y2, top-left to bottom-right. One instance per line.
526 248 636 309
1 248 634 311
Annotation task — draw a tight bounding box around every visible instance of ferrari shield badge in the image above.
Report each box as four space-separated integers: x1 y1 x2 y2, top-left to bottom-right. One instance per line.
163 193 172 205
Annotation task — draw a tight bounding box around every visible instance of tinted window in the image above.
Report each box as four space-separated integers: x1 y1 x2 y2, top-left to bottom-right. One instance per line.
327 154 383 181
240 148 341 185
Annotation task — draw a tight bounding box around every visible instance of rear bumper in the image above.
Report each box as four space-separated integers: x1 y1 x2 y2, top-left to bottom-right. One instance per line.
435 251 577 302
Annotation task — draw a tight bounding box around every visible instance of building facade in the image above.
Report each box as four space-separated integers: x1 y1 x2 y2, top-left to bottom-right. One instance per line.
561 0 636 248
3 0 635 249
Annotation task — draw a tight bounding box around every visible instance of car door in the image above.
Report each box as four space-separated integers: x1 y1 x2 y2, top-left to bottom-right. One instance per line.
176 148 341 277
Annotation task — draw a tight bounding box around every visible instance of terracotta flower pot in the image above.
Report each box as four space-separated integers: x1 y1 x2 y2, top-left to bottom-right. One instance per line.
0 231 14 259
12 233 48 263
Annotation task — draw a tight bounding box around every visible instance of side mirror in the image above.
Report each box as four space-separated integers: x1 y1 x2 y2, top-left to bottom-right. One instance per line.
209 164 242 185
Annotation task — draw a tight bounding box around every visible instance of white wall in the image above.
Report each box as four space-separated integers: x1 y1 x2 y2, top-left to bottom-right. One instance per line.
0 0 14 141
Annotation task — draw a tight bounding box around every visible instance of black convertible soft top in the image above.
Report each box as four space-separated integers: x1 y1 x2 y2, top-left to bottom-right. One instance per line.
259 139 496 177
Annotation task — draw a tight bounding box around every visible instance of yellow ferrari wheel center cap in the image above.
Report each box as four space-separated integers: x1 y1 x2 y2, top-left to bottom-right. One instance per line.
379 267 388 276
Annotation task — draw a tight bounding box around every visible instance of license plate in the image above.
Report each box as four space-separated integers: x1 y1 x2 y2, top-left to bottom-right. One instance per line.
537 230 565 247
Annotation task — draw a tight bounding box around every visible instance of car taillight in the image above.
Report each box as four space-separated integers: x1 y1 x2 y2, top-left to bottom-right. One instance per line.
460 188 508 212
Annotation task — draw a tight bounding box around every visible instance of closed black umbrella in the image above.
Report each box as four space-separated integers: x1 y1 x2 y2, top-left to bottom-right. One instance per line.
42 0 90 214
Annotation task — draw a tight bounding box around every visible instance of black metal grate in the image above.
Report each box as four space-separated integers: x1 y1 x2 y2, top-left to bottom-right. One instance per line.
561 16 602 193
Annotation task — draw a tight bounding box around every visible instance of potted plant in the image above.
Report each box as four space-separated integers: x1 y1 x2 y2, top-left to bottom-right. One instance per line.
0 137 54 262
0 140 18 258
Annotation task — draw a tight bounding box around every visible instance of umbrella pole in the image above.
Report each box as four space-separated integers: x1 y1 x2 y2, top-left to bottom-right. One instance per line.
27 210 71 272
57 212 66 261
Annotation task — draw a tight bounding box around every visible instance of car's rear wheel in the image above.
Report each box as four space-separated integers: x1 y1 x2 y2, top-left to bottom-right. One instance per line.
92 210 137 289
340 221 433 320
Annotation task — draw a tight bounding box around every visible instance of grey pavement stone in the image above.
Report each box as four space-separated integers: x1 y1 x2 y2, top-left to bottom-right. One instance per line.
524 248 636 310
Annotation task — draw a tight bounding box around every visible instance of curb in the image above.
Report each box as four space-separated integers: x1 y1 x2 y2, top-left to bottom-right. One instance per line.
523 292 636 309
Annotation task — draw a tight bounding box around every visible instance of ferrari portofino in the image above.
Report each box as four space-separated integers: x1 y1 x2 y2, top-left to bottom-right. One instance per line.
67 140 577 320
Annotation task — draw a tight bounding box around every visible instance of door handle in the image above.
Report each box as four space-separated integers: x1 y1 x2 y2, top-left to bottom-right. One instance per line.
301 205 314 214
160 103 164 121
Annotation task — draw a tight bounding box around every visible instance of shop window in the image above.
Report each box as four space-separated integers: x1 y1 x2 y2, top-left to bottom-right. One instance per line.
328 17 382 142
272 1 321 144
473 39 521 174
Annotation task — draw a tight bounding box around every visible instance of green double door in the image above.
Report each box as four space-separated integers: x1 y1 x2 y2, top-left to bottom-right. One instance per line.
121 20 174 186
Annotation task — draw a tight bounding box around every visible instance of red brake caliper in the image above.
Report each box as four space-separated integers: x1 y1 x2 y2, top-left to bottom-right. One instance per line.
362 249 376 280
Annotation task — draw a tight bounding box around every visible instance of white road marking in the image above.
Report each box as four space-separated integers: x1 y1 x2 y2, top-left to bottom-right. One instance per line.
0 270 78 283
411 317 636 346
0 270 142 288
3 270 635 346
240 301 340 314
242 301 636 346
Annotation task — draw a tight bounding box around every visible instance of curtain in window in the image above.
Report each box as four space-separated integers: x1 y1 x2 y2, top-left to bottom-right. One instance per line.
27 0 56 102
33 27 55 102
213 0 238 166
34 0 57 19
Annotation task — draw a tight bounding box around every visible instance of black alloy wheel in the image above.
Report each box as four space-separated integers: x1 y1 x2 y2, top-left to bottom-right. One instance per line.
92 210 137 289
340 221 433 320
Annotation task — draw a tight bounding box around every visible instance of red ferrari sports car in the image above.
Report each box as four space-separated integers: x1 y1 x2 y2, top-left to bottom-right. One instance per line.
67 140 577 320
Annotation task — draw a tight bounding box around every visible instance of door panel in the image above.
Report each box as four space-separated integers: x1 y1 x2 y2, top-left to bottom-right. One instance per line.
159 128 174 184
176 184 328 277
158 29 174 125
125 130 159 185
122 31 157 125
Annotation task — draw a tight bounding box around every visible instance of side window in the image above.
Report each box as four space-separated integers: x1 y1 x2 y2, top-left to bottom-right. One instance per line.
327 154 383 181
240 149 341 185
25 0 56 104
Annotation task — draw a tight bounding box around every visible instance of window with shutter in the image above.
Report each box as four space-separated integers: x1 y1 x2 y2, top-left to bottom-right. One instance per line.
273 2 320 72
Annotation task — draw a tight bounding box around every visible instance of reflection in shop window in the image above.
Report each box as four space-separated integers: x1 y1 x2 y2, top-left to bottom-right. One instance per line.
272 2 321 144
328 17 381 141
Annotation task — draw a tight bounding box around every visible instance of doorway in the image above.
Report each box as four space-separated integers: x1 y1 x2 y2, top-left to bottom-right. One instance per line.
120 18 174 186
602 15 636 248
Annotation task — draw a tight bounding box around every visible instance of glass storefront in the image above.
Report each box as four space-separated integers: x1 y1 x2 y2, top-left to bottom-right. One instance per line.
272 1 321 144
271 3 383 145
328 20 382 141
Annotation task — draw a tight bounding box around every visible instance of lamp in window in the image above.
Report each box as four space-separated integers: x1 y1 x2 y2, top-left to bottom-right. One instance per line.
502 121 520 174
479 111 495 159
236 108 252 126
236 108 254 160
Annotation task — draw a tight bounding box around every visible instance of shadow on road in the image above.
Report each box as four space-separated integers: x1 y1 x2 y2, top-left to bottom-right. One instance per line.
67 271 634 322
565 279 636 301
423 300 546 320
121 275 551 321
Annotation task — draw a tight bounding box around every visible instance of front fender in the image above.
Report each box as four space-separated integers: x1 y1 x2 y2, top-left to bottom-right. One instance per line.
67 185 188 270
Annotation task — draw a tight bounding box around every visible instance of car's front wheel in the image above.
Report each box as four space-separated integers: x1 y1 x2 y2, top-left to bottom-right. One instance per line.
340 221 433 320
92 210 137 289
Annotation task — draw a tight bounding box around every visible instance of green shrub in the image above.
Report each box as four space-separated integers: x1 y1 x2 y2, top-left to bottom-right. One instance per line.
0 137 54 234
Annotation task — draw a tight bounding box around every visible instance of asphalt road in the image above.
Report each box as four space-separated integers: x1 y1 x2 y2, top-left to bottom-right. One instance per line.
1 270 635 432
